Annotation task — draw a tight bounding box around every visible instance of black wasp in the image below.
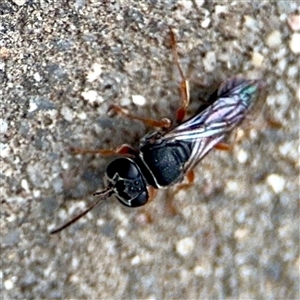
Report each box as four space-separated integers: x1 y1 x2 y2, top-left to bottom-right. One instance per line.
50 30 264 234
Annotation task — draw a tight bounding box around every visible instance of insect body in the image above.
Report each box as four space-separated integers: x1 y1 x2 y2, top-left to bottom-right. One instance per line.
50 77 264 234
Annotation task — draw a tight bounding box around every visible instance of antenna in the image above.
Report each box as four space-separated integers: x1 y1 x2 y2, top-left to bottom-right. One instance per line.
50 187 113 234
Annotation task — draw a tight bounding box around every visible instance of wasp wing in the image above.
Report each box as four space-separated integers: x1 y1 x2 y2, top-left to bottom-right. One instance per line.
165 78 262 141
163 77 263 173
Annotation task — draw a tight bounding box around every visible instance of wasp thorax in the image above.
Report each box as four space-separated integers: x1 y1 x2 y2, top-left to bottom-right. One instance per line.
105 158 148 207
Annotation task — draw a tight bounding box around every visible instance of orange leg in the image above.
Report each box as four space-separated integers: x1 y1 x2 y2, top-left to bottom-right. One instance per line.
165 170 195 215
134 186 158 225
108 105 171 129
169 28 190 123
214 142 232 151
175 170 195 192
70 144 137 157
147 186 158 203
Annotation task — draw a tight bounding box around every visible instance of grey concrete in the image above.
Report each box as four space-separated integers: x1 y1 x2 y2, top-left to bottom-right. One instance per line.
1 1 299 299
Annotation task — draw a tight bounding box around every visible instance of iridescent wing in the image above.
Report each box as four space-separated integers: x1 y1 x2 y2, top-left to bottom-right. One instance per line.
165 77 262 141
163 77 264 172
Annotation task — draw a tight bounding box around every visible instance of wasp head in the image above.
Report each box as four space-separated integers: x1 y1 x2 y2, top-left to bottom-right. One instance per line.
105 158 149 207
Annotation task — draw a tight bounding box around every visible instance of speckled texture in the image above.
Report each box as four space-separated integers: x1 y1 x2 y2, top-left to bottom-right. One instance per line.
1 1 299 299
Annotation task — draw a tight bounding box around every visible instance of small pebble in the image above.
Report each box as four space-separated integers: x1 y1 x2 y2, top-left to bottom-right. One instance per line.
0 143 9 158
201 18 211 28
75 0 85 9
120 97 131 106
277 59 287 73
289 33 300 54
287 65 298 78
28 100 38 112
33 72 42 82
266 174 286 194
0 47 10 59
0 119 8 134
33 190 41 198
279 141 296 158
266 31 282 48
71 257 80 269
225 180 239 192
117 228 126 238
178 0 192 10
77 111 87 120
276 92 289 106
235 209 246 223
132 95 146 106
60 106 74 122
176 237 195 257
131 255 140 265
4 279 14 290
21 179 30 193
244 15 258 31
252 52 264 68
81 90 104 103
11 0 27 5
234 228 249 240
215 5 227 14
87 63 102 82
194 0 205 8
203 51 216 72
70 274 80 283
287 14 300 31
236 148 248 163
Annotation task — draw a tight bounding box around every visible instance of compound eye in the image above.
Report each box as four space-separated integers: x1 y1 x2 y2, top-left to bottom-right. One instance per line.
118 190 148 207
106 158 140 180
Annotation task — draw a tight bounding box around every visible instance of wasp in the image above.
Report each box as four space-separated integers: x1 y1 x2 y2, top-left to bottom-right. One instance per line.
50 30 265 234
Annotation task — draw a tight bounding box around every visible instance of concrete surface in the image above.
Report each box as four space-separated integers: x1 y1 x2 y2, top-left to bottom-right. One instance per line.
1 1 299 299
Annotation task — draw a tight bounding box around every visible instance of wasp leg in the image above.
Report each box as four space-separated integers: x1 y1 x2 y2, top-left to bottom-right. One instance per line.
147 186 158 203
175 170 195 192
108 104 171 129
169 28 190 124
164 170 195 216
214 142 233 151
70 144 137 157
134 187 157 225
